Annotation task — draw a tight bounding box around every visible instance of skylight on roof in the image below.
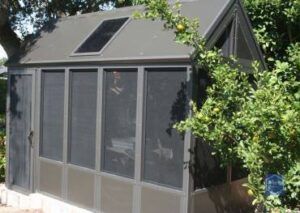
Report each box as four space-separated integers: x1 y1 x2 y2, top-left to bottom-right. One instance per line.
74 17 129 54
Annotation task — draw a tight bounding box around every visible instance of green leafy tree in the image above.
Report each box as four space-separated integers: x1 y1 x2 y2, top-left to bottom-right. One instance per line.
243 0 300 68
236 49 300 209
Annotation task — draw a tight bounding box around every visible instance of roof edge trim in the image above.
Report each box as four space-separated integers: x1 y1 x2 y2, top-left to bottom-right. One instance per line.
203 0 236 40
10 55 192 66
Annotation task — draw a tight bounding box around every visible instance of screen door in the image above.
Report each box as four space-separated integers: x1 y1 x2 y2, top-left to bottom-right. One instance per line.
8 72 34 191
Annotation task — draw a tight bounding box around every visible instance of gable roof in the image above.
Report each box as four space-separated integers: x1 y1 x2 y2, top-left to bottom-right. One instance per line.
9 0 264 66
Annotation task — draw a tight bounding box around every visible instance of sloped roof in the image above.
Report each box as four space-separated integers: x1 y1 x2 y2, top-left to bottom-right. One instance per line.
14 0 234 65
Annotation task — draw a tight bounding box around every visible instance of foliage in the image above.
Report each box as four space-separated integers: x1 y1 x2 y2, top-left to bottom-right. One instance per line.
0 119 5 182
243 0 300 68
0 58 6 182
236 55 300 209
0 58 6 66
0 79 7 115
135 0 300 211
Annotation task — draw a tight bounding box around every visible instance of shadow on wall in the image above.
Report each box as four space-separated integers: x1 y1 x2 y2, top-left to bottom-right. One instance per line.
190 139 227 189
9 76 22 120
192 178 254 213
166 82 187 137
189 140 253 213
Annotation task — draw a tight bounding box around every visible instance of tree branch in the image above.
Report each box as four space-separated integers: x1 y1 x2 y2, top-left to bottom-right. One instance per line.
0 0 21 58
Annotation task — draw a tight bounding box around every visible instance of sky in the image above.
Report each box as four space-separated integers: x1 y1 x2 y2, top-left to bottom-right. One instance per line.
0 45 7 59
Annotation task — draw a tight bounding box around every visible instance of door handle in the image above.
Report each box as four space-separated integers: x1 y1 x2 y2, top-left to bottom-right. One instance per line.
28 130 34 147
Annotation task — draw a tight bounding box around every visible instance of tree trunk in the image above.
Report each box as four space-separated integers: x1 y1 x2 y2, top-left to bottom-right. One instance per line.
227 164 232 184
0 0 21 58
0 22 21 58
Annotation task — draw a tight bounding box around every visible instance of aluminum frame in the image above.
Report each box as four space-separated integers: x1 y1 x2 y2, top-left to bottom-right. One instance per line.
29 64 192 213
100 67 138 179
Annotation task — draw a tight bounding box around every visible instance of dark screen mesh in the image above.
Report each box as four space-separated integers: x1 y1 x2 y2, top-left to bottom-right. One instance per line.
102 69 137 178
236 26 254 60
68 70 97 169
40 71 65 161
75 17 128 53
143 68 187 189
215 21 232 57
192 139 227 189
232 161 248 181
9 74 32 189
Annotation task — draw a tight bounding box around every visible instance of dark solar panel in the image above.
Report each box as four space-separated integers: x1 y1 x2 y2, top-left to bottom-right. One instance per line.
75 17 129 53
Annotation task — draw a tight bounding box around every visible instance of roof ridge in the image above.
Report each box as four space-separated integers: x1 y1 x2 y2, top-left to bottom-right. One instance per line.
59 0 200 21
59 5 144 21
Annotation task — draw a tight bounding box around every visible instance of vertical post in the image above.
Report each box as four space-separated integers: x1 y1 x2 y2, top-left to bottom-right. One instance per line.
133 66 144 213
95 67 103 211
95 67 103 172
5 70 11 188
62 68 70 199
182 66 193 213
232 9 238 56
30 69 36 192
227 164 232 183
34 69 41 191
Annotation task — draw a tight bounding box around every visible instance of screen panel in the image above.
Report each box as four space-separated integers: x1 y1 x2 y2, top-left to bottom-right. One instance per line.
143 68 187 189
40 70 64 161
75 17 128 53
215 21 233 57
236 25 254 60
9 74 32 189
68 70 97 169
102 69 137 178
193 139 227 189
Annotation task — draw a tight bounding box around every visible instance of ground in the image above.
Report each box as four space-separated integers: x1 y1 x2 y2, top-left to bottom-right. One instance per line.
0 204 41 213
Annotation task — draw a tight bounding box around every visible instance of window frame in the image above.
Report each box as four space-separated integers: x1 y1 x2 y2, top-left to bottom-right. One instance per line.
101 68 138 179
141 67 188 190
39 69 65 162
67 69 98 169
35 65 192 210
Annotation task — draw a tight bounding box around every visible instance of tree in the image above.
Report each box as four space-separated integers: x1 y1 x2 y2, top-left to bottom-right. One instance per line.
0 0 133 58
243 0 300 68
